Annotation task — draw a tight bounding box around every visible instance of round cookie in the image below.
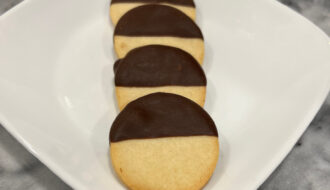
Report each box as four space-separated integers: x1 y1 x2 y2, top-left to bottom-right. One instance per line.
110 92 219 190
114 4 204 65
110 0 196 25
114 45 206 110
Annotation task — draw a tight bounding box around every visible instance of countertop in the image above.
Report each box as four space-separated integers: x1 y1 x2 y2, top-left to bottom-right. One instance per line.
0 0 329 189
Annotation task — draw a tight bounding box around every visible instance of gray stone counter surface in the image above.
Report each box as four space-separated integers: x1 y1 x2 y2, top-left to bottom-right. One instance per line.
0 0 329 189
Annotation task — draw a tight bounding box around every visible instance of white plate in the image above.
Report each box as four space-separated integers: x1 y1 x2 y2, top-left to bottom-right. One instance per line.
0 0 329 189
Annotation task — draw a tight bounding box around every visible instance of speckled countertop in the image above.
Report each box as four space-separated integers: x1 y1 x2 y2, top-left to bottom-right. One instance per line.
0 0 329 189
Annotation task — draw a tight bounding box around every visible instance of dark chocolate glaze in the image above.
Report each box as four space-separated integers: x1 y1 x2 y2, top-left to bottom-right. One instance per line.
111 0 195 7
114 5 203 38
113 59 121 73
110 93 218 142
114 45 206 87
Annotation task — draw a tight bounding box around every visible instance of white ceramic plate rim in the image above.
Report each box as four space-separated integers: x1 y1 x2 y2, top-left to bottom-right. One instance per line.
0 0 329 189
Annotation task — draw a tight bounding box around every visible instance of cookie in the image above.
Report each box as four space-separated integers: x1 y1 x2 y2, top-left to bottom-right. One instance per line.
114 45 206 110
113 4 204 65
110 0 196 25
110 92 219 190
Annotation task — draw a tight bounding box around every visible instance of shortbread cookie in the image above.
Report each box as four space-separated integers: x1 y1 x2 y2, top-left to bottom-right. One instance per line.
114 4 204 64
114 45 206 110
110 92 219 190
110 0 196 25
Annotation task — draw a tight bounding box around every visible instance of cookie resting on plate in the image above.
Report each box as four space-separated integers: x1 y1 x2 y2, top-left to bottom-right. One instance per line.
113 4 204 65
114 45 207 110
109 93 219 190
110 0 196 25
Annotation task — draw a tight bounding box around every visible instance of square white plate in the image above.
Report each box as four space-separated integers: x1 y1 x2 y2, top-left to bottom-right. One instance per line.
0 0 329 189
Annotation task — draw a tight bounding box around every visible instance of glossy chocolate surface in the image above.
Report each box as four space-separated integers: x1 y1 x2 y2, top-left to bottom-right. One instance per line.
114 4 203 38
114 45 206 87
110 93 218 142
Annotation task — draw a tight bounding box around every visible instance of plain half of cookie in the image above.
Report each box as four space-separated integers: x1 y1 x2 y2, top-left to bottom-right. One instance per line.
110 2 195 25
111 136 219 190
113 5 204 64
116 86 206 110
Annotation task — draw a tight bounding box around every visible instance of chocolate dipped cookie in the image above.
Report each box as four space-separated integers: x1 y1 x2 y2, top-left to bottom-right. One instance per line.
113 4 204 65
110 93 219 190
110 0 196 25
114 45 206 110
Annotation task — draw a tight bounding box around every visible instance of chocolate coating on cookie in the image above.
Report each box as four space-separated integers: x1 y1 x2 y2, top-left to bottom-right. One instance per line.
114 5 203 38
114 45 206 87
111 0 195 7
110 93 218 142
